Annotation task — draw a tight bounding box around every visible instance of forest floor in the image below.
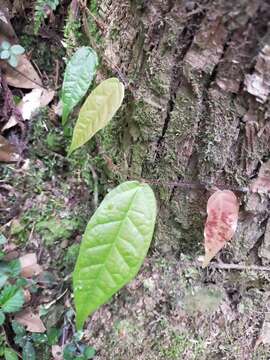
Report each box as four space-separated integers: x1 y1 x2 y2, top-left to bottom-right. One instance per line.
0 1 270 360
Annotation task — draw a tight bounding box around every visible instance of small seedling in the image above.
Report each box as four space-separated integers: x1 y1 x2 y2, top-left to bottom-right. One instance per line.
0 41 25 67
73 181 157 329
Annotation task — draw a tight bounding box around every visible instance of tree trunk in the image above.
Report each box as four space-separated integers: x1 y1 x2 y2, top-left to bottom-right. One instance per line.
95 0 270 262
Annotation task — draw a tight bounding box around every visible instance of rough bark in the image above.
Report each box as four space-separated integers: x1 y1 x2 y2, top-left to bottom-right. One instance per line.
95 0 270 263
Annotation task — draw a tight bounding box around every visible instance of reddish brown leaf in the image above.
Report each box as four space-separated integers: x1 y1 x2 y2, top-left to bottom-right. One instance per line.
15 307 46 333
203 190 239 267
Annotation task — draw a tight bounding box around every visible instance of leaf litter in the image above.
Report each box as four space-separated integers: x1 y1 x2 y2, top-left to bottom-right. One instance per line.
15 307 46 333
203 190 239 267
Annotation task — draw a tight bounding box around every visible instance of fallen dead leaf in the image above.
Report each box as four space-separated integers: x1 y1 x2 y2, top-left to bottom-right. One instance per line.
4 250 19 261
0 6 17 40
15 307 46 333
2 88 55 131
203 190 239 267
0 7 42 89
40 88 55 107
52 345 63 360
19 253 43 278
53 100 63 117
0 135 19 162
1 53 42 89
23 289 31 304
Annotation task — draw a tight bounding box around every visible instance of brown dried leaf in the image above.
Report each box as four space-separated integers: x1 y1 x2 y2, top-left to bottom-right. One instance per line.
203 190 239 267
0 6 17 40
19 253 42 278
1 54 42 89
250 160 270 193
52 345 63 360
2 88 55 131
0 8 42 89
0 135 19 162
15 307 46 333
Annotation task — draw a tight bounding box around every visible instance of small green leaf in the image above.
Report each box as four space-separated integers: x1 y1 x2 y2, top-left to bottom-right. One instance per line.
0 286 24 313
0 274 8 288
31 334 47 344
73 181 157 329
0 311 5 325
0 260 20 279
10 45 25 55
15 278 28 288
8 55 18 68
47 327 59 345
1 41 10 50
8 260 21 277
63 344 77 360
12 321 26 336
61 47 98 124
0 234 7 245
69 77 124 155
22 341 35 360
0 50 10 60
84 347 96 359
4 348 18 360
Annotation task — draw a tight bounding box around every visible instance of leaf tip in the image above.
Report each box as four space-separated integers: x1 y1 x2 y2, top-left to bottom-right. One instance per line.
202 251 213 268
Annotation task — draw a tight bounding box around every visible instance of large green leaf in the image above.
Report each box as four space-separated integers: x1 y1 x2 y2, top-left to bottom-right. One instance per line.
73 181 157 329
61 47 98 124
68 77 124 155
0 285 24 313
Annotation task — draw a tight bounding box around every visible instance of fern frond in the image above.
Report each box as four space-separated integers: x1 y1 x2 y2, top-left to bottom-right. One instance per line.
34 0 60 34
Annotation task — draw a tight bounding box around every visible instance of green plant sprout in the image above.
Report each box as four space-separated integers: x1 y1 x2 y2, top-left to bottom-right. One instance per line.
0 41 25 67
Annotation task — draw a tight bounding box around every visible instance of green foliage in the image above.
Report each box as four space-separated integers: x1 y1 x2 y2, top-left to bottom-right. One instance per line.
36 217 80 246
0 286 24 313
22 341 35 360
0 311 5 325
34 0 60 34
64 244 80 269
63 343 96 360
69 78 125 155
63 15 83 52
0 240 61 359
4 348 18 360
0 41 25 67
0 243 27 359
12 320 61 360
61 47 98 124
86 0 102 44
0 244 24 316
73 181 157 329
